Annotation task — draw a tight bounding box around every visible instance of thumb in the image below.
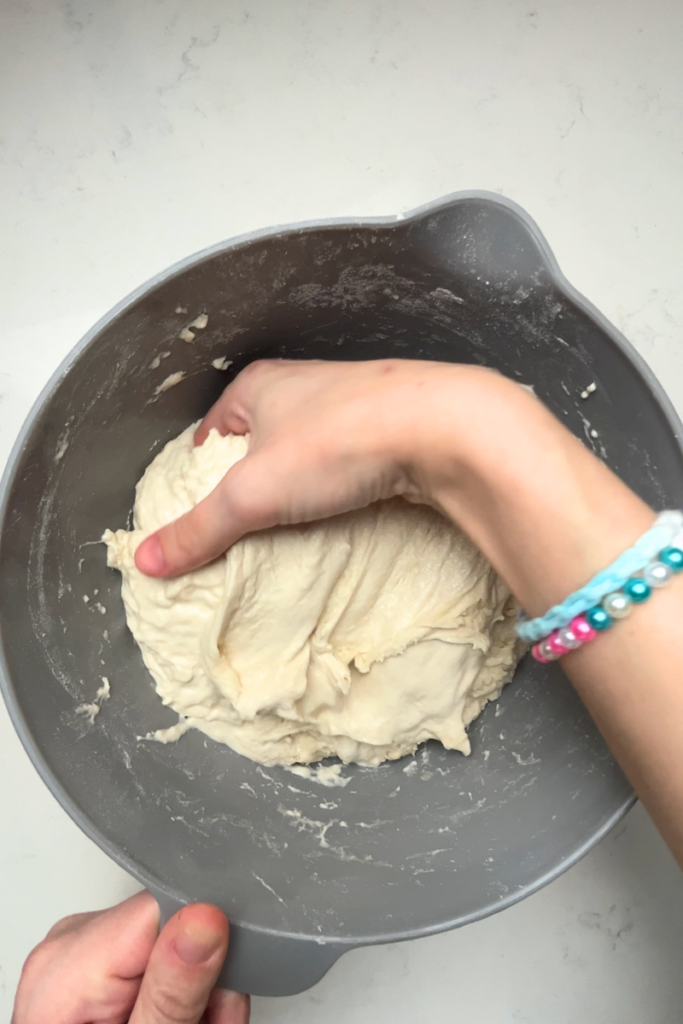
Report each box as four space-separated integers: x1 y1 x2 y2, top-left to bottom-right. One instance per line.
129 903 230 1024
134 455 279 578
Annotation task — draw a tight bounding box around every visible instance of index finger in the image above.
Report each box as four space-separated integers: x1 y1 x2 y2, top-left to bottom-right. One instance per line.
195 381 249 447
194 360 274 447
195 359 295 446
129 903 230 1024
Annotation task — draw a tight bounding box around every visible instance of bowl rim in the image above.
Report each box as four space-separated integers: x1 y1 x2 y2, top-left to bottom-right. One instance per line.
1 189 681 950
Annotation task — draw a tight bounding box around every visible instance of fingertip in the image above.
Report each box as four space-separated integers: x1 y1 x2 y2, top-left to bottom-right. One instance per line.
135 464 252 580
135 535 168 577
126 889 162 925
171 904 229 966
178 903 229 936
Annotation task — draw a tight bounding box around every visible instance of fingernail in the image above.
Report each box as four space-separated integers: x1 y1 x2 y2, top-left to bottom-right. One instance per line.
135 536 167 576
174 920 223 965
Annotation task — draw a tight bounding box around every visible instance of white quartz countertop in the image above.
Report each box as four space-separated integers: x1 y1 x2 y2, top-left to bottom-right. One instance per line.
2 1 683 1020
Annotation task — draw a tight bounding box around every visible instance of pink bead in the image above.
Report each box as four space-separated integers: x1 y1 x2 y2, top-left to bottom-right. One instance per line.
532 642 550 663
547 631 571 657
570 615 597 643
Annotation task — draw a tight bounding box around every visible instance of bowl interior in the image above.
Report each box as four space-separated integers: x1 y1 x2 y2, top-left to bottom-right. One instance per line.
2 197 682 949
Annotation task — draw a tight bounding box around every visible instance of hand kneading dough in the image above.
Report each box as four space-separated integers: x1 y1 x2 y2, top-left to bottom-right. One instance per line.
104 425 524 767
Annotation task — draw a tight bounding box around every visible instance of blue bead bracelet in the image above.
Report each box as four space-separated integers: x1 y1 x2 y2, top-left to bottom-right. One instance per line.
532 543 683 662
516 510 683 643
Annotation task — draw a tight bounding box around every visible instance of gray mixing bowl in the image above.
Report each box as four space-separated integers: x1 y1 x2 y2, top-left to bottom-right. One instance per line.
2 192 683 997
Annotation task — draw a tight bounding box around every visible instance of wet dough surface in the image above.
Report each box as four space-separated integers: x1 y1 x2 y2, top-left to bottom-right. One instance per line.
104 426 523 766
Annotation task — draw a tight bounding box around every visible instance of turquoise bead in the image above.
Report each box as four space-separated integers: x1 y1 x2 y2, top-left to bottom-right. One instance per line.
623 577 651 603
660 546 683 572
586 605 613 631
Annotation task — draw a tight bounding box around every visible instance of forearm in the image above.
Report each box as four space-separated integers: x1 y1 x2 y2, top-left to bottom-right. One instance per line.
404 366 683 864
567 596 683 865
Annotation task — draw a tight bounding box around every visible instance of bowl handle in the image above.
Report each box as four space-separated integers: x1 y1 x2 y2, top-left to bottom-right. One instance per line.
151 888 347 997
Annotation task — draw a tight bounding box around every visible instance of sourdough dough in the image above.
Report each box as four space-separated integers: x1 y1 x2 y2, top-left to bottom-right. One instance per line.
104 426 524 767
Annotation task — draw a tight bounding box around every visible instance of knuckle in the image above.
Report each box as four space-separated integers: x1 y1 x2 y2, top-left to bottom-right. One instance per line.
13 945 57 1024
242 358 270 377
237 358 278 392
162 512 210 570
144 981 203 1024
163 502 223 570
224 485 255 526
223 470 270 531
169 517 200 561
44 911 89 939
17 940 51 988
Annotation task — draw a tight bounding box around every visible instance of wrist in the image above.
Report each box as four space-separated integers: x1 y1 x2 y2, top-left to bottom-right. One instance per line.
395 364 521 502
375 361 488 495
395 365 653 615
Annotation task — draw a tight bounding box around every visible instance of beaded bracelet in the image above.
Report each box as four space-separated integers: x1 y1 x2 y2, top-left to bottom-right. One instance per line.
516 509 683 643
532 542 683 662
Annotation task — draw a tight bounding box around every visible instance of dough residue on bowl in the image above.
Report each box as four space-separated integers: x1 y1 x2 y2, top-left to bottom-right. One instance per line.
104 426 524 767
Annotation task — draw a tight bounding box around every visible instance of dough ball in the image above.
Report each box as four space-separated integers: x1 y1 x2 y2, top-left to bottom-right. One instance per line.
104 425 524 766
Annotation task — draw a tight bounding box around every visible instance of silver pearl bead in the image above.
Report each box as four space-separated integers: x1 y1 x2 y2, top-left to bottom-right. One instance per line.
557 625 582 649
602 591 633 619
643 560 673 588
540 639 560 661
